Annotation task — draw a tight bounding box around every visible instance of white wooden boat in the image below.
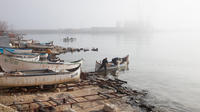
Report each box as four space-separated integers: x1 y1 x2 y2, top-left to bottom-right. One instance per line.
27 43 54 49
95 55 129 72
1 48 48 60
12 49 32 53
0 65 81 87
0 54 83 72
11 55 40 62
10 39 33 48
10 39 33 45
3 49 40 62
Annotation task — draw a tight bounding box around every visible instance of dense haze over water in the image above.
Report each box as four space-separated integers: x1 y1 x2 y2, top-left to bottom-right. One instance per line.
25 32 200 112
1 0 200 31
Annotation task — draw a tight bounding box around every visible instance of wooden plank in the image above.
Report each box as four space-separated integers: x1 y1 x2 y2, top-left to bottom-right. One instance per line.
65 94 83 109
33 99 45 108
67 95 78 103
49 97 62 105
98 92 110 99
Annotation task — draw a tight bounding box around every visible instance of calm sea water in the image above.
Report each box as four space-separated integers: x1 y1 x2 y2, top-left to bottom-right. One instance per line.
25 32 200 112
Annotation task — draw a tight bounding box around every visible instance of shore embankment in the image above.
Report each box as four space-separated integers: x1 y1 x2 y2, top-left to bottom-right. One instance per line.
0 73 158 112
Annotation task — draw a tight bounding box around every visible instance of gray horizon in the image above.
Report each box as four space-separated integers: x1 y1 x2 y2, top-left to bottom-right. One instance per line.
1 0 200 31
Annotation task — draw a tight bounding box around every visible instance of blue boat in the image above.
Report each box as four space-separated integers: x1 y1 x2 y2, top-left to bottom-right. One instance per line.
0 46 32 54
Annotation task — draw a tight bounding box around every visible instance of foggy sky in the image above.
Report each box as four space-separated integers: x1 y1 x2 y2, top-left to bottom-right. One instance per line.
0 0 200 30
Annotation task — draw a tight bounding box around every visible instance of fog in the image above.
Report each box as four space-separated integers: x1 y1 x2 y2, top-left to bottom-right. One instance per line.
0 0 200 30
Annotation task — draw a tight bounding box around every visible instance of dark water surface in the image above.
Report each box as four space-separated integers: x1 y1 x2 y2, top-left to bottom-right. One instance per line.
26 32 200 112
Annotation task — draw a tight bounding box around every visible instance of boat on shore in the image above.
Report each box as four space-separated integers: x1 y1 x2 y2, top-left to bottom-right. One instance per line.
0 54 83 72
27 43 54 49
2 48 40 61
95 55 129 72
10 38 33 48
0 64 81 87
0 46 32 54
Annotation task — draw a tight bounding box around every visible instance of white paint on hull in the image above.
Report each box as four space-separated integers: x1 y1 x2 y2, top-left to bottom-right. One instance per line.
0 54 82 72
0 67 81 87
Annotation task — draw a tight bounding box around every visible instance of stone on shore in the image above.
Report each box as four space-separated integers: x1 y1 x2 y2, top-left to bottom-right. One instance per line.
103 103 118 112
0 103 16 112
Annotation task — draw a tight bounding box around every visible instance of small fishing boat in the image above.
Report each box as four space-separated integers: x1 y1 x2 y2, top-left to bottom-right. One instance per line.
2 48 40 62
0 46 32 54
95 55 129 72
10 39 33 48
0 54 83 72
27 43 54 49
9 55 40 62
0 64 81 87
11 39 33 44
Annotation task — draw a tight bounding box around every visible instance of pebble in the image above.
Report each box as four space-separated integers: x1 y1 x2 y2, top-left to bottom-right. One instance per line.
55 88 61 92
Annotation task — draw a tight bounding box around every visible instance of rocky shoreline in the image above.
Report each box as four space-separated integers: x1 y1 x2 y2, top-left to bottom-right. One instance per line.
0 74 160 112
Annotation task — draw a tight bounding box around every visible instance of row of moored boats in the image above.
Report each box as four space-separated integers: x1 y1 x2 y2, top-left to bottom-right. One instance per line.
0 33 129 88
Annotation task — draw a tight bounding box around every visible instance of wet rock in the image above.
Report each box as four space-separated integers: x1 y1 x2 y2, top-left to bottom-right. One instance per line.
135 100 140 104
139 103 155 112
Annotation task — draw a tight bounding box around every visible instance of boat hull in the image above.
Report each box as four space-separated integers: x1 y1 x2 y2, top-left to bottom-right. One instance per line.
95 55 129 72
95 61 128 72
0 54 82 72
0 47 32 54
13 55 40 62
0 67 81 87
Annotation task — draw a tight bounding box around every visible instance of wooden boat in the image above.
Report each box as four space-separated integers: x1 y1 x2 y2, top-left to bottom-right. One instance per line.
39 53 48 60
2 49 40 62
11 39 33 44
27 43 54 49
0 64 81 87
9 55 40 62
10 39 33 48
0 54 83 72
3 48 36 56
95 55 129 72
0 47 32 54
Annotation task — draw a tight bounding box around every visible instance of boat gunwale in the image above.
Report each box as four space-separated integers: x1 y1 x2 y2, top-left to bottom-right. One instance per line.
0 46 32 50
1 64 81 77
0 54 83 65
3 48 38 56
